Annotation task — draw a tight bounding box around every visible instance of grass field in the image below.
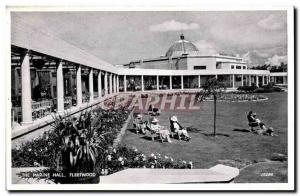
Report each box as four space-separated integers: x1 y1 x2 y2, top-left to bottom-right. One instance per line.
121 92 288 182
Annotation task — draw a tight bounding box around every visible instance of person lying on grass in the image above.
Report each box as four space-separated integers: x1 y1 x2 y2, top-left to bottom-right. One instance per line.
149 118 172 143
170 116 191 141
133 114 146 134
254 124 278 137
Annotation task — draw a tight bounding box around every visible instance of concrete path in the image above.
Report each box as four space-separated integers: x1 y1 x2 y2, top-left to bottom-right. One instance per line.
100 164 239 184
11 164 239 184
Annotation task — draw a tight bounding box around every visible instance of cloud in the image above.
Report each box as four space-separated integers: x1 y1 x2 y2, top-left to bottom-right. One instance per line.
265 54 287 66
241 51 252 64
149 20 199 32
194 40 218 55
257 14 286 30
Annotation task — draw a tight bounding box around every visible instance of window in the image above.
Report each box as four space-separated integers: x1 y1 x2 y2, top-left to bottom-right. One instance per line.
129 63 135 68
231 65 235 69
243 66 246 69
236 66 242 69
194 66 206 70
236 76 242 82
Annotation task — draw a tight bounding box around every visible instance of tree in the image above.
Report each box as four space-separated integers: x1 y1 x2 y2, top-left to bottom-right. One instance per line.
197 77 226 136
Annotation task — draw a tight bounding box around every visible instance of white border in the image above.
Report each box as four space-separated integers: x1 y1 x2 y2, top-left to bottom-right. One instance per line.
4 4 295 191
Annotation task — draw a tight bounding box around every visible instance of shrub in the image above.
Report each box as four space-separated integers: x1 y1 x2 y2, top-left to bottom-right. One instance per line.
98 146 193 176
237 86 257 92
12 108 130 168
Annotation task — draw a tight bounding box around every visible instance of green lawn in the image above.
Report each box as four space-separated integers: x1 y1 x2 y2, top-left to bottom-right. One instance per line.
121 92 288 182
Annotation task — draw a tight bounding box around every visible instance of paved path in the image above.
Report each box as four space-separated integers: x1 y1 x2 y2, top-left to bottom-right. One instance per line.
100 164 239 184
11 164 239 185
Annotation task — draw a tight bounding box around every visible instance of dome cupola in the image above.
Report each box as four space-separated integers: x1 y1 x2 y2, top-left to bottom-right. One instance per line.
165 34 200 57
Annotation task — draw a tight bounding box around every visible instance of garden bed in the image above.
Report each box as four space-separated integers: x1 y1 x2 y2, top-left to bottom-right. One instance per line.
12 104 194 184
205 93 268 102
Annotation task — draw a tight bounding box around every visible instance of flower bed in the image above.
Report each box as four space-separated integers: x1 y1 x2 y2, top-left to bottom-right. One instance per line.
208 93 268 102
138 92 267 102
98 146 193 176
12 108 130 168
12 104 193 183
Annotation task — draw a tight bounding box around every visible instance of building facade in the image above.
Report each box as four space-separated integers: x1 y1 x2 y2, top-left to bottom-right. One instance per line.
10 21 287 136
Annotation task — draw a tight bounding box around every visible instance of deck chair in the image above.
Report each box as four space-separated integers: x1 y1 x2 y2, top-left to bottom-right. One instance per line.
133 119 146 135
246 112 259 131
144 120 164 142
169 117 181 140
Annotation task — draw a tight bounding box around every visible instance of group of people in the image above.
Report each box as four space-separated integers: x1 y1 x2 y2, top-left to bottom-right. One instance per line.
247 111 277 136
133 114 191 143
133 110 276 142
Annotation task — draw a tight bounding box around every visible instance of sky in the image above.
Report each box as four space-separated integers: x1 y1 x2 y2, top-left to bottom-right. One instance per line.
12 11 287 66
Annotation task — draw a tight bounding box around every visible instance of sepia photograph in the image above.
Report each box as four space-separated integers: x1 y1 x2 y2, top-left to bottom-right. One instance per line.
5 5 295 191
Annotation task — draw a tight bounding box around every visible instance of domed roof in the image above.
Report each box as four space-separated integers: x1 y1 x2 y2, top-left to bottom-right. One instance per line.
165 34 200 57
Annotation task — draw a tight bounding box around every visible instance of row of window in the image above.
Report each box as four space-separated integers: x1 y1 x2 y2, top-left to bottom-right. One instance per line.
194 65 207 70
231 65 246 69
193 65 247 70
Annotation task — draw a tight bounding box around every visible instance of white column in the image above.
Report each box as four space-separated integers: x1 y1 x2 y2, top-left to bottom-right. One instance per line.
114 74 117 93
98 71 102 98
109 73 112 94
104 72 108 96
198 75 201 88
283 76 287 84
123 75 126 92
232 74 235 88
256 75 259 87
181 75 184 90
89 69 94 102
248 75 251 86
262 75 265 86
14 69 19 97
49 71 54 98
76 65 82 106
156 76 159 90
21 52 32 125
215 75 218 79
111 74 114 93
169 76 172 90
117 75 119 93
241 75 244 86
56 60 64 113
141 75 144 91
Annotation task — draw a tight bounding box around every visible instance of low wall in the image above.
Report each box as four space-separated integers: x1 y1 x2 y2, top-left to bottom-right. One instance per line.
112 110 134 148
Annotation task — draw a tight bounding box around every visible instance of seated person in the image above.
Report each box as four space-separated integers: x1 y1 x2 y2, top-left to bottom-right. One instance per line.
170 116 191 141
133 114 146 134
247 111 264 131
149 118 172 143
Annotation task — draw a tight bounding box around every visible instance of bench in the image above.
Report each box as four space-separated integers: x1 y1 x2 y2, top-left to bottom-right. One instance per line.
144 121 164 142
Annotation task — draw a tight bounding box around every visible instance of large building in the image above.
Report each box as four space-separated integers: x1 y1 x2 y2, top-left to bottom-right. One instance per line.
10 19 287 137
124 34 248 71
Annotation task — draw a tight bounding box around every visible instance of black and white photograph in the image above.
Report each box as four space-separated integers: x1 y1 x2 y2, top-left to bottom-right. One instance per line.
5 4 295 191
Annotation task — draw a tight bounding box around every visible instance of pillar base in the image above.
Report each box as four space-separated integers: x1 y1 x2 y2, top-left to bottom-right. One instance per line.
21 121 33 126
56 111 65 116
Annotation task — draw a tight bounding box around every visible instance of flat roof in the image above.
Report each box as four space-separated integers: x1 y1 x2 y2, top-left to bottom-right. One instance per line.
11 15 117 73
125 54 245 66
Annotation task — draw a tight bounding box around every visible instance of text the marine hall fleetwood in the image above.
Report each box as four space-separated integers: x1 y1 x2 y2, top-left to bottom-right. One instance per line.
11 20 287 136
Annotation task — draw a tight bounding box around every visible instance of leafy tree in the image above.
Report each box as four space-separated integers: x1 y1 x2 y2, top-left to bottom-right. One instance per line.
197 77 226 136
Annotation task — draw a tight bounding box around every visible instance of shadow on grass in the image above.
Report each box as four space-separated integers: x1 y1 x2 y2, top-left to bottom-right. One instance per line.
127 128 138 134
126 128 162 142
201 133 230 137
186 127 205 133
232 128 251 133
